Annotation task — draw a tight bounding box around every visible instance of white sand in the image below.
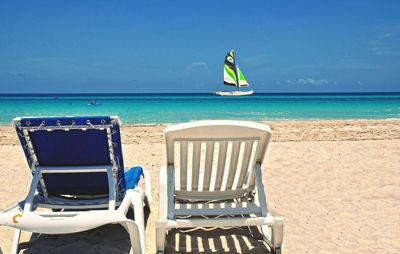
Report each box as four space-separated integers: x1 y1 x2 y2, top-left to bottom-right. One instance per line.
0 119 399 253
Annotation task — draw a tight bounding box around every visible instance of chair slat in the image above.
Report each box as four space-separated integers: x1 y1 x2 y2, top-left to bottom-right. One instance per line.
226 141 240 190
246 141 260 189
191 141 201 190
175 201 261 216
237 141 254 188
175 189 247 200
180 141 188 190
203 141 214 191
215 141 227 191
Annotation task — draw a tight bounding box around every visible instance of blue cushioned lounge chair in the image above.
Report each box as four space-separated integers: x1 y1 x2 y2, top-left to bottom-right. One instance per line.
0 116 152 254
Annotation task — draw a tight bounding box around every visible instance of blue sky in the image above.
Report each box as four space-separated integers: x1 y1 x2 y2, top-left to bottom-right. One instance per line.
0 1 399 93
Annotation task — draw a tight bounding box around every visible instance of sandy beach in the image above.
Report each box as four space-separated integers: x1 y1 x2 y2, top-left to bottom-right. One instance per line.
0 119 399 253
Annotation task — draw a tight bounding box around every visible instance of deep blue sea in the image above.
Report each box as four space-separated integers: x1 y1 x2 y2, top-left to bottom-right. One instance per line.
0 93 399 125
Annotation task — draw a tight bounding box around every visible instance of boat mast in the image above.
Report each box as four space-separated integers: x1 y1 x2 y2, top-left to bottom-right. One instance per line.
234 52 240 91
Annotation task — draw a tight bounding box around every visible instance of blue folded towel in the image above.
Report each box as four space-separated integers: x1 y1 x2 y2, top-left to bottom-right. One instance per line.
125 166 144 189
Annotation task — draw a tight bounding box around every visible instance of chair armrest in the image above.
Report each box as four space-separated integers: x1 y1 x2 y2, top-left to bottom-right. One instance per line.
158 165 175 220
254 163 268 216
0 210 129 234
142 170 152 203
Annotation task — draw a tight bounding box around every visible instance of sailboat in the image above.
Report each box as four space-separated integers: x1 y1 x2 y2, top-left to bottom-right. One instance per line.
214 50 254 96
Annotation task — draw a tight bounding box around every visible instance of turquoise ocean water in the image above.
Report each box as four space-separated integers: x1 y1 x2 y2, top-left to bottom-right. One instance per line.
0 93 399 125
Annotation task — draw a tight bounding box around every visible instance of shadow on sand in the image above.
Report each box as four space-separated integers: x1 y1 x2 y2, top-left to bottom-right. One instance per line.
165 226 273 254
16 210 272 253
18 207 150 254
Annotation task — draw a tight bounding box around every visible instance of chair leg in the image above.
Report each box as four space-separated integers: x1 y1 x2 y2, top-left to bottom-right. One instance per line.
10 229 21 254
120 221 142 254
132 192 145 252
156 227 167 253
261 224 284 252
271 224 284 250
156 166 168 253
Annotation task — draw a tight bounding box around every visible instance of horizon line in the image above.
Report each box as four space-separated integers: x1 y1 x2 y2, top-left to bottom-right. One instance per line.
0 91 400 96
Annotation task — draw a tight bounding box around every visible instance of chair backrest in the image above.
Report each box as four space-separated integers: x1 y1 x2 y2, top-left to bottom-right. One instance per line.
14 116 126 199
164 120 271 198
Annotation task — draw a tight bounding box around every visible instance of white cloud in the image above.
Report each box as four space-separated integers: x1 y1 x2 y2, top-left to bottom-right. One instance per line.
378 32 396 39
363 31 398 56
287 78 329 85
186 62 209 72
369 46 396 56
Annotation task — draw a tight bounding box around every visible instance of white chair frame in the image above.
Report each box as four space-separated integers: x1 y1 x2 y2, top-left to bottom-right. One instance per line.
0 166 152 254
155 120 284 254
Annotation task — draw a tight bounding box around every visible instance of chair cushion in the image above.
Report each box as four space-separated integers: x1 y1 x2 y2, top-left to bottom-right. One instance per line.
125 166 143 190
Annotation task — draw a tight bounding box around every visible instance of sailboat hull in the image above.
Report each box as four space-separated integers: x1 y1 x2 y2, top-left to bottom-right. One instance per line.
213 90 254 96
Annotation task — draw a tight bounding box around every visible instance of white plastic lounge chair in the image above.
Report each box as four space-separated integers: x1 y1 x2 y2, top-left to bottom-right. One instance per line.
155 120 284 253
0 116 152 254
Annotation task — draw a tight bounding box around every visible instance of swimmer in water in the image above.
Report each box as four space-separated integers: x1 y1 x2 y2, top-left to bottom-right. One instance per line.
90 100 96 105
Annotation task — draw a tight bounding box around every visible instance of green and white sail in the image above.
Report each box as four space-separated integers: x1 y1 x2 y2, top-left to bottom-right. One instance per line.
223 50 250 87
224 50 237 86
237 67 249 87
